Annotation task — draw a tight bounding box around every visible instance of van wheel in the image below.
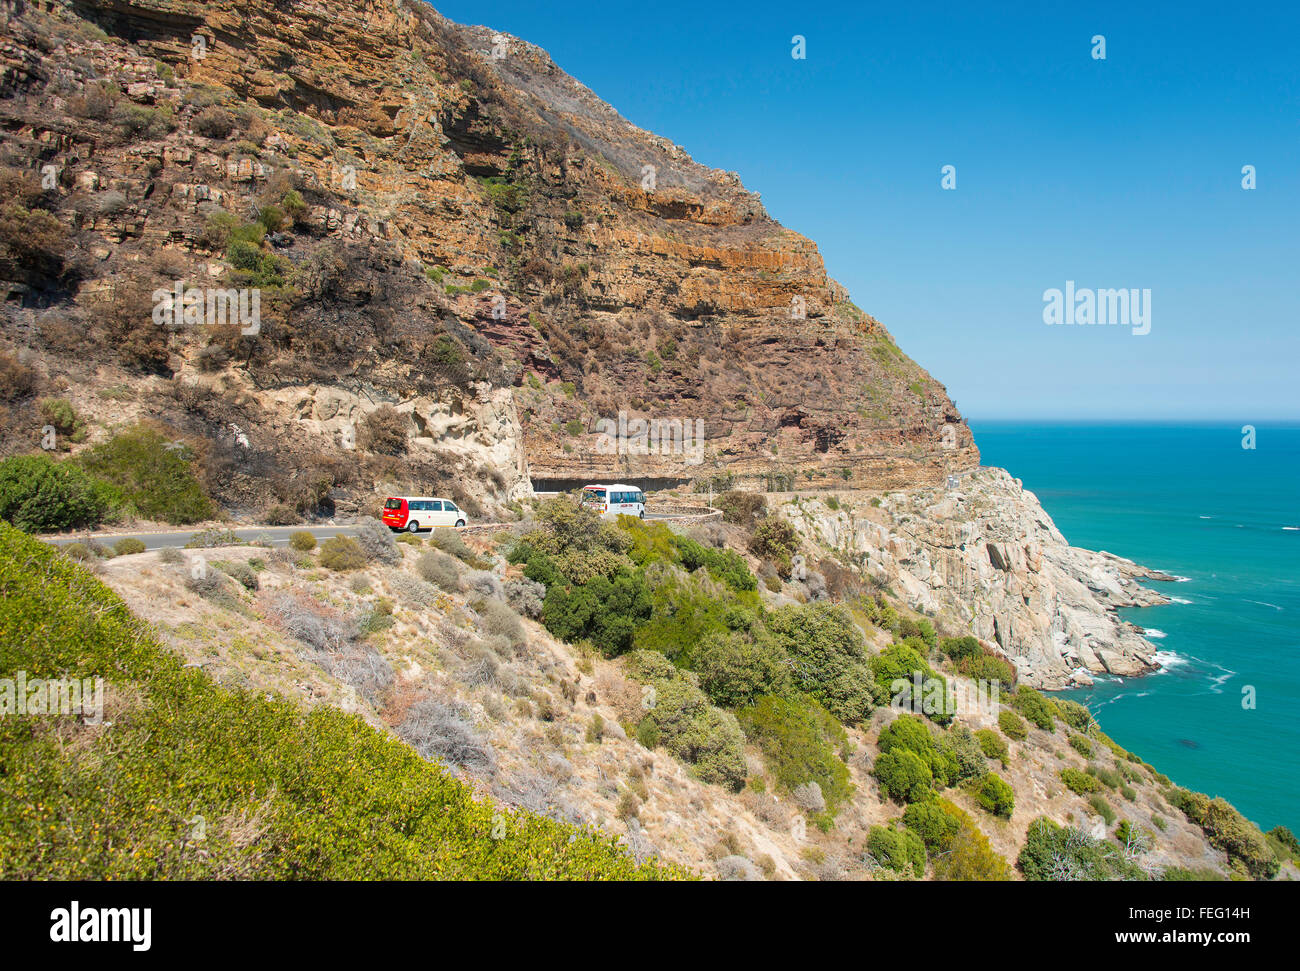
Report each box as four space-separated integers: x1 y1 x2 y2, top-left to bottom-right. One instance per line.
455 519 466 528
638 511 645 519
407 520 420 533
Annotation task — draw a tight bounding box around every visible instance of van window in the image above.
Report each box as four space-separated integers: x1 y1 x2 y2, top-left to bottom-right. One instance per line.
430 500 443 511
385 498 402 509
444 501 458 511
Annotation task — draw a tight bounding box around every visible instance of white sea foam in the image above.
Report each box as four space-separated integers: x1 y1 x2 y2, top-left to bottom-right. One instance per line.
1170 597 1192 605
1142 628 1167 639
1152 650 1187 670
1207 670 1235 694
1283 526 1298 531
1245 599 1283 611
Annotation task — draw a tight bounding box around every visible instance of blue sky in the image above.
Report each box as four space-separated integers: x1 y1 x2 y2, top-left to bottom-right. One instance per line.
433 1 1299 420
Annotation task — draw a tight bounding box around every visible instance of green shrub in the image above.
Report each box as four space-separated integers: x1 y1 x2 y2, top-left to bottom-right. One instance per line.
78 425 214 525
0 522 684 880
113 537 147 556
38 398 87 444
975 728 1009 767
114 102 176 139
1053 698 1096 734
865 825 926 877
903 798 1010 880
673 535 757 592
258 203 287 233
1089 765 1121 789
0 455 115 531
319 536 367 571
1268 825 1300 862
897 615 937 650
634 717 660 750
939 635 982 661
61 542 95 562
1018 817 1146 881
1169 789 1279 879
624 652 746 790
1088 795 1116 826
289 531 317 551
1069 734 1093 757
873 749 933 804
217 560 259 591
715 491 766 526
870 640 953 725
902 798 961 850
631 568 752 665
226 237 287 288
541 566 651 656
766 602 875 724
428 527 487 567
878 714 954 786
954 652 1017 689
694 628 791 709
998 709 1028 741
737 694 852 814
1011 687 1056 732
1060 767 1101 795
977 773 1015 818
749 518 799 577
938 724 988 784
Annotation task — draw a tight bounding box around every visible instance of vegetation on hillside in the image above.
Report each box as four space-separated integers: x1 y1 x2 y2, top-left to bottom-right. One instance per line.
0 522 683 879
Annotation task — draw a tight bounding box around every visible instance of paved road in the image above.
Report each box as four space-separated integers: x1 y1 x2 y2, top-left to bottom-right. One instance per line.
44 511 684 551
44 524 370 551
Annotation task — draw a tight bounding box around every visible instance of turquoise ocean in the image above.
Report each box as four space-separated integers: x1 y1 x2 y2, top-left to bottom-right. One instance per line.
969 422 1299 833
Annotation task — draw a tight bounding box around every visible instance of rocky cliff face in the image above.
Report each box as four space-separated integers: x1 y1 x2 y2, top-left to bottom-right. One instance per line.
782 469 1175 689
0 0 977 513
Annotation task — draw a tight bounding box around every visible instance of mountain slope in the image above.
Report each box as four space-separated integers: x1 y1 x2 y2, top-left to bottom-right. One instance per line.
1 0 975 514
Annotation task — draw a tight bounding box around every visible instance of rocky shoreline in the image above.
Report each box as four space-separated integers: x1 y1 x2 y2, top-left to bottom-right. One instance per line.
783 467 1178 689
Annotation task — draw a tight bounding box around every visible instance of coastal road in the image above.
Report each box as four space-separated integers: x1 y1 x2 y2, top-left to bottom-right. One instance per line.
44 524 370 551
43 511 684 551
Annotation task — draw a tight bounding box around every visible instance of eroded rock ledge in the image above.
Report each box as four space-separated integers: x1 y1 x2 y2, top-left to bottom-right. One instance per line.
783 467 1176 689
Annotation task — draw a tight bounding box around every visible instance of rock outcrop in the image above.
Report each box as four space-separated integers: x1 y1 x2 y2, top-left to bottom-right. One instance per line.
783 467 1177 688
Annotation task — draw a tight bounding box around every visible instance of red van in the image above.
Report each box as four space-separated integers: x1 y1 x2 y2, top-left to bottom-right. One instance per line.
381 496 468 532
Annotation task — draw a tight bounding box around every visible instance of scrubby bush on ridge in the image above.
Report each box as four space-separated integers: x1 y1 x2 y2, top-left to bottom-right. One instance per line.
0 455 115 531
737 694 852 816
